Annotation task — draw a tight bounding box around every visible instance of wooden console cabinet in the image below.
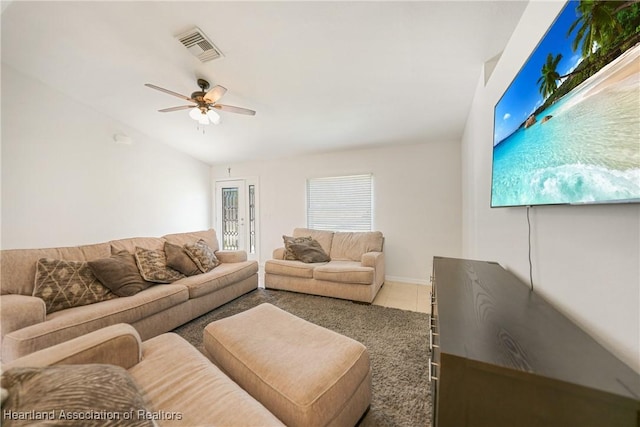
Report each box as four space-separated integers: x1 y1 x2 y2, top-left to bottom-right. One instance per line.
429 256 640 427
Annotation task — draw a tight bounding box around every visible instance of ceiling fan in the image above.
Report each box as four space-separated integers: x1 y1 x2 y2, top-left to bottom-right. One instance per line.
145 79 256 125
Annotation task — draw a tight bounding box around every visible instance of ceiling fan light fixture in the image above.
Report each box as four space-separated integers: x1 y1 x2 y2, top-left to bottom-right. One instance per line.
207 110 221 125
189 107 202 120
198 115 210 125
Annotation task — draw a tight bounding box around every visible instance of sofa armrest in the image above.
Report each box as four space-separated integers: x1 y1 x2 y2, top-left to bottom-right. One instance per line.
0 294 46 339
361 251 383 267
215 250 247 263
362 252 385 286
3 324 142 370
273 247 285 260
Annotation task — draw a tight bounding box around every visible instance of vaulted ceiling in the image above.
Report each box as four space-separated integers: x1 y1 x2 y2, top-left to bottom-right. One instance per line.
1 1 527 165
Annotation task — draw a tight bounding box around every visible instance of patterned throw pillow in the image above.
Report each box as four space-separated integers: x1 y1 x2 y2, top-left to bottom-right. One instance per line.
88 251 153 297
282 235 313 260
33 259 117 314
1 364 156 427
134 247 185 284
164 242 201 276
184 239 220 273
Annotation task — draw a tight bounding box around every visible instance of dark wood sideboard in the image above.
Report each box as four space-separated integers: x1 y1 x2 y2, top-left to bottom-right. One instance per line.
429 256 640 427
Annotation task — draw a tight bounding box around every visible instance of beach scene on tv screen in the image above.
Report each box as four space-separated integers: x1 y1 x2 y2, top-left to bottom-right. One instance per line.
492 0 640 207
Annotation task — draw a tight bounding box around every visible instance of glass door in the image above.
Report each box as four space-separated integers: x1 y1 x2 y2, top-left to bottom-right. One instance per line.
215 179 258 260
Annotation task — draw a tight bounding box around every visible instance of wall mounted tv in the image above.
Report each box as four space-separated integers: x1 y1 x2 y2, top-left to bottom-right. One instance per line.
491 0 639 208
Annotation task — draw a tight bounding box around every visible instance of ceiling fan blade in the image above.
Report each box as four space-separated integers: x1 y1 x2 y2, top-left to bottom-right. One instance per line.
204 85 227 103
145 83 193 101
213 104 256 116
158 105 195 112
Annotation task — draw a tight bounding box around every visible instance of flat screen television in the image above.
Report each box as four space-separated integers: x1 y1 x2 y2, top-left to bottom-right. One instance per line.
491 0 640 208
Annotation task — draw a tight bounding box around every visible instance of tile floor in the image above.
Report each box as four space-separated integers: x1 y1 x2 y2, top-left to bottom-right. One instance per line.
372 281 431 313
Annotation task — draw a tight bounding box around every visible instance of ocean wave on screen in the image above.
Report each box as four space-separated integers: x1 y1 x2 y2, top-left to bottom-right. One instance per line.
527 164 640 204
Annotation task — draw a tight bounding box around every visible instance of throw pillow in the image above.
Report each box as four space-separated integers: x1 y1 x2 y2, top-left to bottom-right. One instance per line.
184 239 220 273
164 242 201 276
282 235 313 260
88 251 153 297
1 364 156 427
134 247 185 284
288 238 331 263
33 259 117 314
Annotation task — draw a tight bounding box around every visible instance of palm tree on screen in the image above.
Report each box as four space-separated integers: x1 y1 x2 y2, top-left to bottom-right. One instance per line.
537 53 563 99
567 0 623 56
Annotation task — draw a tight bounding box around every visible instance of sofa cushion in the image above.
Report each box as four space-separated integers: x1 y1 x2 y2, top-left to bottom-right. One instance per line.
184 239 220 273
164 242 200 276
1 364 155 427
88 251 153 297
109 237 165 254
46 284 188 323
264 259 328 279
134 247 185 284
1 243 111 296
293 228 334 255
329 231 384 261
177 261 258 299
162 229 220 253
214 250 248 263
3 285 188 362
313 261 374 284
129 333 285 427
33 259 117 314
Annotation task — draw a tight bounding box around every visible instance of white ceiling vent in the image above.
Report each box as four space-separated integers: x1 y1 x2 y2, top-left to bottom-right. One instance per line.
176 27 223 63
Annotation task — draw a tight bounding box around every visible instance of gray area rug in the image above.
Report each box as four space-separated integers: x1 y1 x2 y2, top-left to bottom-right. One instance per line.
173 288 432 427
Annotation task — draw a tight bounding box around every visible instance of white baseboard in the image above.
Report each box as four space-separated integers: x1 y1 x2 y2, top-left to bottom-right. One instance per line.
384 275 430 286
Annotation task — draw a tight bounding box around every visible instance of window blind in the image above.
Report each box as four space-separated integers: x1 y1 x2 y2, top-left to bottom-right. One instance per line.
306 174 373 231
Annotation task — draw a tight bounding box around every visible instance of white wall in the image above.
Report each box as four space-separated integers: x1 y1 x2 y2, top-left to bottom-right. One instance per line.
462 1 640 373
212 141 461 284
1 65 212 249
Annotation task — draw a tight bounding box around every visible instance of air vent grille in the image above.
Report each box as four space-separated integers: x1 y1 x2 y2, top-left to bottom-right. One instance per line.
176 27 223 63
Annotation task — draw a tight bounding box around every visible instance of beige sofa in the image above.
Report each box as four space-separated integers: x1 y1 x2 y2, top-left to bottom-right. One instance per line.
0 229 258 362
3 323 285 426
265 228 384 303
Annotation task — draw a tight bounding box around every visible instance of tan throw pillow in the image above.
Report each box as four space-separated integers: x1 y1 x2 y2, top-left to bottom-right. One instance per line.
134 247 185 283
88 251 153 297
33 258 117 314
184 239 220 273
165 242 201 276
1 364 156 427
283 235 313 260
288 238 331 263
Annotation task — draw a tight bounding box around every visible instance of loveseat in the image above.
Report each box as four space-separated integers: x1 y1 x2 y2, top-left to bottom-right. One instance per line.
264 228 384 303
0 229 258 362
2 323 285 426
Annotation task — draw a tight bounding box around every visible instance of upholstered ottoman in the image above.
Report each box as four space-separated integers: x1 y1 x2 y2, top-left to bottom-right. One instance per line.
203 303 371 427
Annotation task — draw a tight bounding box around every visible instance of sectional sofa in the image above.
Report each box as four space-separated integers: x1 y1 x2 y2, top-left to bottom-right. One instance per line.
0 229 258 362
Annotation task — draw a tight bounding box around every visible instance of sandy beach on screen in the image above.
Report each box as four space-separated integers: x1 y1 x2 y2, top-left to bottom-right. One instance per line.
578 42 640 100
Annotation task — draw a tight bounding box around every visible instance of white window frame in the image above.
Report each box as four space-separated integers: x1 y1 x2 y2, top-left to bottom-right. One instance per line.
306 174 373 231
